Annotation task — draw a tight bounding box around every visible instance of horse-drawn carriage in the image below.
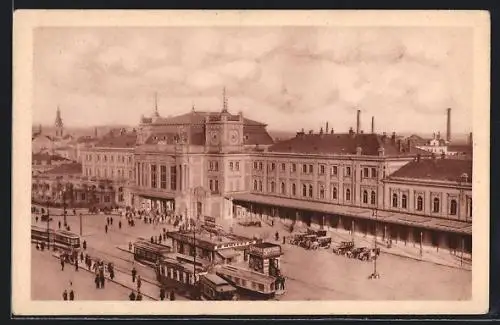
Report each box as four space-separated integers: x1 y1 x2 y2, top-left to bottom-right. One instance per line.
332 241 355 255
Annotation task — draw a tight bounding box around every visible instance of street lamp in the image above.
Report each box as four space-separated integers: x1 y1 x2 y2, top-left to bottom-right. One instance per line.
420 231 423 258
370 208 380 279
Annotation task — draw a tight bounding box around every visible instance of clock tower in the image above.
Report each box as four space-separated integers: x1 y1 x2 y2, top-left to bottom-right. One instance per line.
204 88 244 153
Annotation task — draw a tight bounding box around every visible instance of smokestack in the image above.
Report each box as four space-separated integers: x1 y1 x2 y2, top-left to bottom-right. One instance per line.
326 122 329 134
356 110 361 134
469 132 473 145
371 116 375 134
446 108 451 142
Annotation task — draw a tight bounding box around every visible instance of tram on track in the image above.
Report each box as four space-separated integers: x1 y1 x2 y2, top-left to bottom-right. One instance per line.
31 226 80 252
199 273 238 301
215 264 277 300
31 225 54 244
133 240 171 266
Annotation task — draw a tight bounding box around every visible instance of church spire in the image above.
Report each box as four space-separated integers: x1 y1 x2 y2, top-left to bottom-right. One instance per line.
153 92 160 117
222 87 228 113
54 105 64 137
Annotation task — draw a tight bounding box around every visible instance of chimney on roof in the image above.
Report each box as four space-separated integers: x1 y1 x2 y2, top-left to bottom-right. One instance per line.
330 129 334 134
397 139 403 152
319 127 324 135
437 131 441 140
325 122 329 134
378 147 385 156
407 138 412 153
391 132 396 144
371 116 375 134
309 130 313 135
94 127 98 138
469 132 473 145
356 146 362 155
446 108 451 142
349 127 355 137
356 109 361 134
433 132 436 140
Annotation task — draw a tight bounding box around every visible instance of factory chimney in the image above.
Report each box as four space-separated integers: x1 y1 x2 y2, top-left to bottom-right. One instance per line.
446 108 451 142
356 109 361 134
371 116 375 134
469 132 473 145
326 122 329 134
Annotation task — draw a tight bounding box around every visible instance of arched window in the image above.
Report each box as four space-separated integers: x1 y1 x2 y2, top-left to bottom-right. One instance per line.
417 196 423 211
362 190 368 204
450 199 457 215
308 185 313 198
253 180 258 191
402 194 407 209
433 197 440 213
292 183 296 196
302 184 307 197
345 189 351 201
281 182 286 194
371 191 376 205
392 193 398 208
270 181 275 193
319 185 325 199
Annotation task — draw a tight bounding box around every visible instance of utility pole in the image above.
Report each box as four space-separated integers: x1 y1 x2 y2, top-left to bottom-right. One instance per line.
46 200 50 250
371 208 379 279
79 213 83 236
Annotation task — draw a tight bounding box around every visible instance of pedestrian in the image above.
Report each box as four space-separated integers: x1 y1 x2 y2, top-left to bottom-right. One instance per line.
95 274 100 289
36 242 40 250
110 268 114 281
80 252 84 262
119 221 122 229
106 217 109 225
110 217 113 225
169 290 175 301
281 276 286 290
75 259 79 271
58 221 61 229
150 236 154 244
283 236 286 244
137 275 142 291
100 274 105 289
60 256 65 271
105 224 108 234
41 241 45 251
35 216 39 223
62 289 68 301
69 289 74 301
129 242 132 251
73 209 76 216
129 291 136 301
275 231 279 241
131 267 137 282
83 240 87 250
136 291 143 301
159 287 165 301
159 235 162 244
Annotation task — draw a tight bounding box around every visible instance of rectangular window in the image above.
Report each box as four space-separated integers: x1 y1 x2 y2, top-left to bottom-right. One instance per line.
259 162 263 170
302 164 307 173
110 155 114 162
291 163 297 173
281 163 286 171
320 165 325 175
235 162 240 171
160 165 167 189
209 161 213 171
104 155 107 162
254 162 258 170
345 166 351 177
371 167 377 178
230 162 234 171
170 166 177 190
136 163 140 185
215 161 219 171
331 166 338 176
209 180 213 191
363 168 369 178
309 164 313 173
215 180 219 193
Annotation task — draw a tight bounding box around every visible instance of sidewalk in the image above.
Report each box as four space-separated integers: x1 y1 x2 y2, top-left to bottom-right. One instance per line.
232 217 471 271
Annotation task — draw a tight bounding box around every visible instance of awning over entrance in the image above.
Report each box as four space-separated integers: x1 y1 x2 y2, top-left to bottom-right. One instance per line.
131 186 176 200
229 193 472 235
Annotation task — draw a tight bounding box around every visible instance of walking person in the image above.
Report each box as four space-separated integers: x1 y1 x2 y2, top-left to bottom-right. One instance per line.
159 287 165 301
129 291 136 301
62 289 68 301
80 252 84 262
35 216 39 223
94 274 100 289
60 256 65 271
69 289 75 301
136 291 143 301
100 273 105 289
118 220 122 229
137 275 142 291
105 224 108 234
75 258 79 271
110 217 113 225
169 290 175 301
131 267 137 283
83 240 87 250
58 221 61 229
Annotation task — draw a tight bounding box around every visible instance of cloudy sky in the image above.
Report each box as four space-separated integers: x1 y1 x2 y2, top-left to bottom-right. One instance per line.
33 26 473 134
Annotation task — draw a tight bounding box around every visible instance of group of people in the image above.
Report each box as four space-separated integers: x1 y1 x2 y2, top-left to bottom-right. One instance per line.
62 282 75 301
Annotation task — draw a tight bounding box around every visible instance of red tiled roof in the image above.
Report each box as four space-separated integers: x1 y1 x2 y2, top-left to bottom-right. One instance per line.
45 162 82 175
389 158 472 182
244 126 274 145
268 133 430 156
95 133 137 148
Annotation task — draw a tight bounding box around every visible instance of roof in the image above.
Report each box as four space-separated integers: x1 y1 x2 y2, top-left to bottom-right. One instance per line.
216 265 276 285
229 193 472 235
389 158 472 182
447 144 473 154
45 162 82 175
95 133 137 148
252 242 280 249
147 111 266 127
202 273 230 286
268 133 430 156
32 153 70 162
217 248 240 259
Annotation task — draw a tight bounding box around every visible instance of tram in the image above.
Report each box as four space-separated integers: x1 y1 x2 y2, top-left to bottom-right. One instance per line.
215 264 277 300
133 240 171 266
31 225 54 244
155 253 209 299
53 230 81 252
199 273 238 301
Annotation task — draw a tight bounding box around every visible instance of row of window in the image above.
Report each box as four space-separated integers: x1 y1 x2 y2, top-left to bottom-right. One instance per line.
391 193 472 217
136 163 177 191
83 167 133 180
208 179 220 193
229 161 240 172
252 161 369 178
253 180 352 201
84 153 132 164
208 161 219 171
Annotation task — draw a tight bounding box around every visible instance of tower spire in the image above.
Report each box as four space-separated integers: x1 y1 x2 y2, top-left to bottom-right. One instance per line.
222 87 228 112
153 92 160 117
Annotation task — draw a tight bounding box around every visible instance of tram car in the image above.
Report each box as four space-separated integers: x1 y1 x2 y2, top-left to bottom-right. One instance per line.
31 225 54 244
215 264 277 300
155 253 209 299
199 273 238 301
133 240 171 266
53 230 81 252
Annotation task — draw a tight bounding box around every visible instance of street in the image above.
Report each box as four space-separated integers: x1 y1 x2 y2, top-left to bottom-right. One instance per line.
31 209 471 301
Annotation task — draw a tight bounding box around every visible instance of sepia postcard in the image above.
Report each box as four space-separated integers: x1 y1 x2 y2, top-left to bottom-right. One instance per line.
12 10 490 316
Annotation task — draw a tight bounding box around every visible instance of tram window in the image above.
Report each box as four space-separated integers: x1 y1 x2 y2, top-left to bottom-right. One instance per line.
241 279 247 286
258 284 265 291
